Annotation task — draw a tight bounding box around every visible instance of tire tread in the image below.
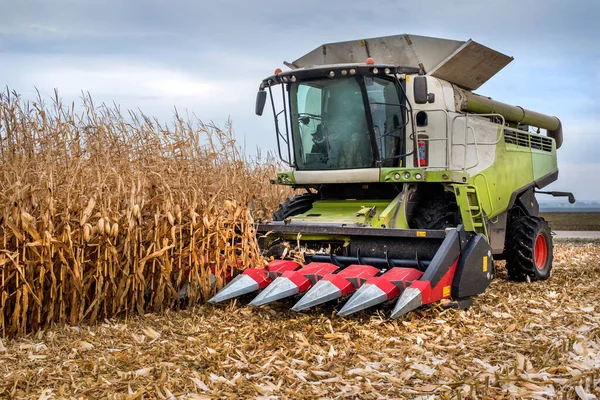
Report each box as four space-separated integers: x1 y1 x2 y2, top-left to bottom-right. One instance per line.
272 193 315 221
411 191 461 230
504 215 553 281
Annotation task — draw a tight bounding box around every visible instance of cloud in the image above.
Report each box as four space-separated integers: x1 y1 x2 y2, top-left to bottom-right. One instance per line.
1 0 599 198
3 53 258 109
32 62 236 103
0 53 267 151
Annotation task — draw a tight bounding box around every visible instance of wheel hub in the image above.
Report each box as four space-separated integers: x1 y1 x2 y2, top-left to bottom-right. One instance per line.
534 234 548 270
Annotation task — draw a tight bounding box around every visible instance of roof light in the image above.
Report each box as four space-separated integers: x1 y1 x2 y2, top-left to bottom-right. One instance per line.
291 76 296 82
372 67 379 74
341 70 347 76
366 57 375 65
329 71 335 77
349 69 356 75
384 68 391 74
274 68 282 74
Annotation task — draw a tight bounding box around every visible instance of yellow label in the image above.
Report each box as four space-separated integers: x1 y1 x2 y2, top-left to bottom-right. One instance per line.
443 285 451 297
406 75 411 82
416 231 426 237
359 40 365 47
483 256 488 272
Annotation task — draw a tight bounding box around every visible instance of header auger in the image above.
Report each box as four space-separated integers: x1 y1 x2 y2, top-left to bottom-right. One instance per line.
209 34 574 318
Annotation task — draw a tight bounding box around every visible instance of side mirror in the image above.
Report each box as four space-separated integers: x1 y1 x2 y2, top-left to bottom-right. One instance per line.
413 76 435 104
255 90 267 116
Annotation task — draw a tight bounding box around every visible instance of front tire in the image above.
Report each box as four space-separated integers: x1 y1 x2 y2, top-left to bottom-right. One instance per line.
410 190 461 230
272 193 314 221
504 216 553 281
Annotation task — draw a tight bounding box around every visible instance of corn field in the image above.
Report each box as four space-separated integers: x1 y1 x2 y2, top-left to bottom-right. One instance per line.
0 89 288 337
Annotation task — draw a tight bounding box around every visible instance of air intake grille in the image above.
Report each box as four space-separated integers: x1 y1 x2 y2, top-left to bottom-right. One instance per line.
504 130 553 152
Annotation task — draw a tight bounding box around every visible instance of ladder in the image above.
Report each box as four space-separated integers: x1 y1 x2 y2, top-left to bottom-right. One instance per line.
451 184 488 239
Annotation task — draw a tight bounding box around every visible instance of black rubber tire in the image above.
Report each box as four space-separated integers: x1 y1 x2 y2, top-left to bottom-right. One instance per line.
504 216 553 281
272 193 315 221
410 191 461 230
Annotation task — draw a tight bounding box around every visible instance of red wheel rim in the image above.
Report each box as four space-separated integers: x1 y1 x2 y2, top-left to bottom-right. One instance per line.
534 234 548 270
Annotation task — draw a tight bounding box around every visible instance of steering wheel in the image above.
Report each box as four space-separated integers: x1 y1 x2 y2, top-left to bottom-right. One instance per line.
313 119 342 145
298 113 321 125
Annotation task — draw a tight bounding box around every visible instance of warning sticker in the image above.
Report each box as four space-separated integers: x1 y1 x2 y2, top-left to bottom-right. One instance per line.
483 256 488 272
416 231 426 237
443 285 451 297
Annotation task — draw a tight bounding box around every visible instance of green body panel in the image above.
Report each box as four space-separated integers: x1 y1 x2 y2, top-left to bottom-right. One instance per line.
276 168 470 186
472 145 532 218
263 199 386 250
276 172 295 185
470 134 557 219
283 195 414 230
376 191 409 229
291 200 392 225
380 168 470 184
532 148 558 181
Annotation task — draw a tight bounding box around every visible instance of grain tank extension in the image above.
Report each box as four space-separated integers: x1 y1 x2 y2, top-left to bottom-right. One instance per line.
210 34 574 317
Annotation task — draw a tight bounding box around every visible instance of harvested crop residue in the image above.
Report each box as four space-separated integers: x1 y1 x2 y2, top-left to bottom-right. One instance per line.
1 242 598 399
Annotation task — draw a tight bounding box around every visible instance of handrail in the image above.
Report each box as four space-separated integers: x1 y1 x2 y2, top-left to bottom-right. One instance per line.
451 113 506 146
473 173 495 216
450 113 506 171
467 126 479 170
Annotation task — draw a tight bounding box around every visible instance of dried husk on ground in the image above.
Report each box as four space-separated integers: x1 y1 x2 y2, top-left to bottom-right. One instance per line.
1 242 598 399
0 90 289 337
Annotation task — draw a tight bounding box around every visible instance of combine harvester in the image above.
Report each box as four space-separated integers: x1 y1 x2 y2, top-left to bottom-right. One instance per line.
210 34 574 317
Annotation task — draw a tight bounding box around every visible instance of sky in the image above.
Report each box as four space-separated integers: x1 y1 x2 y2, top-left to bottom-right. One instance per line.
1 0 599 200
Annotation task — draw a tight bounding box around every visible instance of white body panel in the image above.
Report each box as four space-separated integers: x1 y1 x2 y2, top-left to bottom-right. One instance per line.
450 114 499 175
405 75 499 175
294 168 380 184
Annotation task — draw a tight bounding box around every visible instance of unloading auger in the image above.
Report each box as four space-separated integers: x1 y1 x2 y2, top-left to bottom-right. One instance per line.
209 34 574 317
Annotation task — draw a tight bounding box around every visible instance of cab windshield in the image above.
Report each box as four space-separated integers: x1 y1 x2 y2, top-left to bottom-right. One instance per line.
290 76 405 170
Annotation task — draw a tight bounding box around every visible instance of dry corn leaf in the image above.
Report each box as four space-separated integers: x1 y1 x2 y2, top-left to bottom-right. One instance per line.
77 341 94 351
142 326 161 340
